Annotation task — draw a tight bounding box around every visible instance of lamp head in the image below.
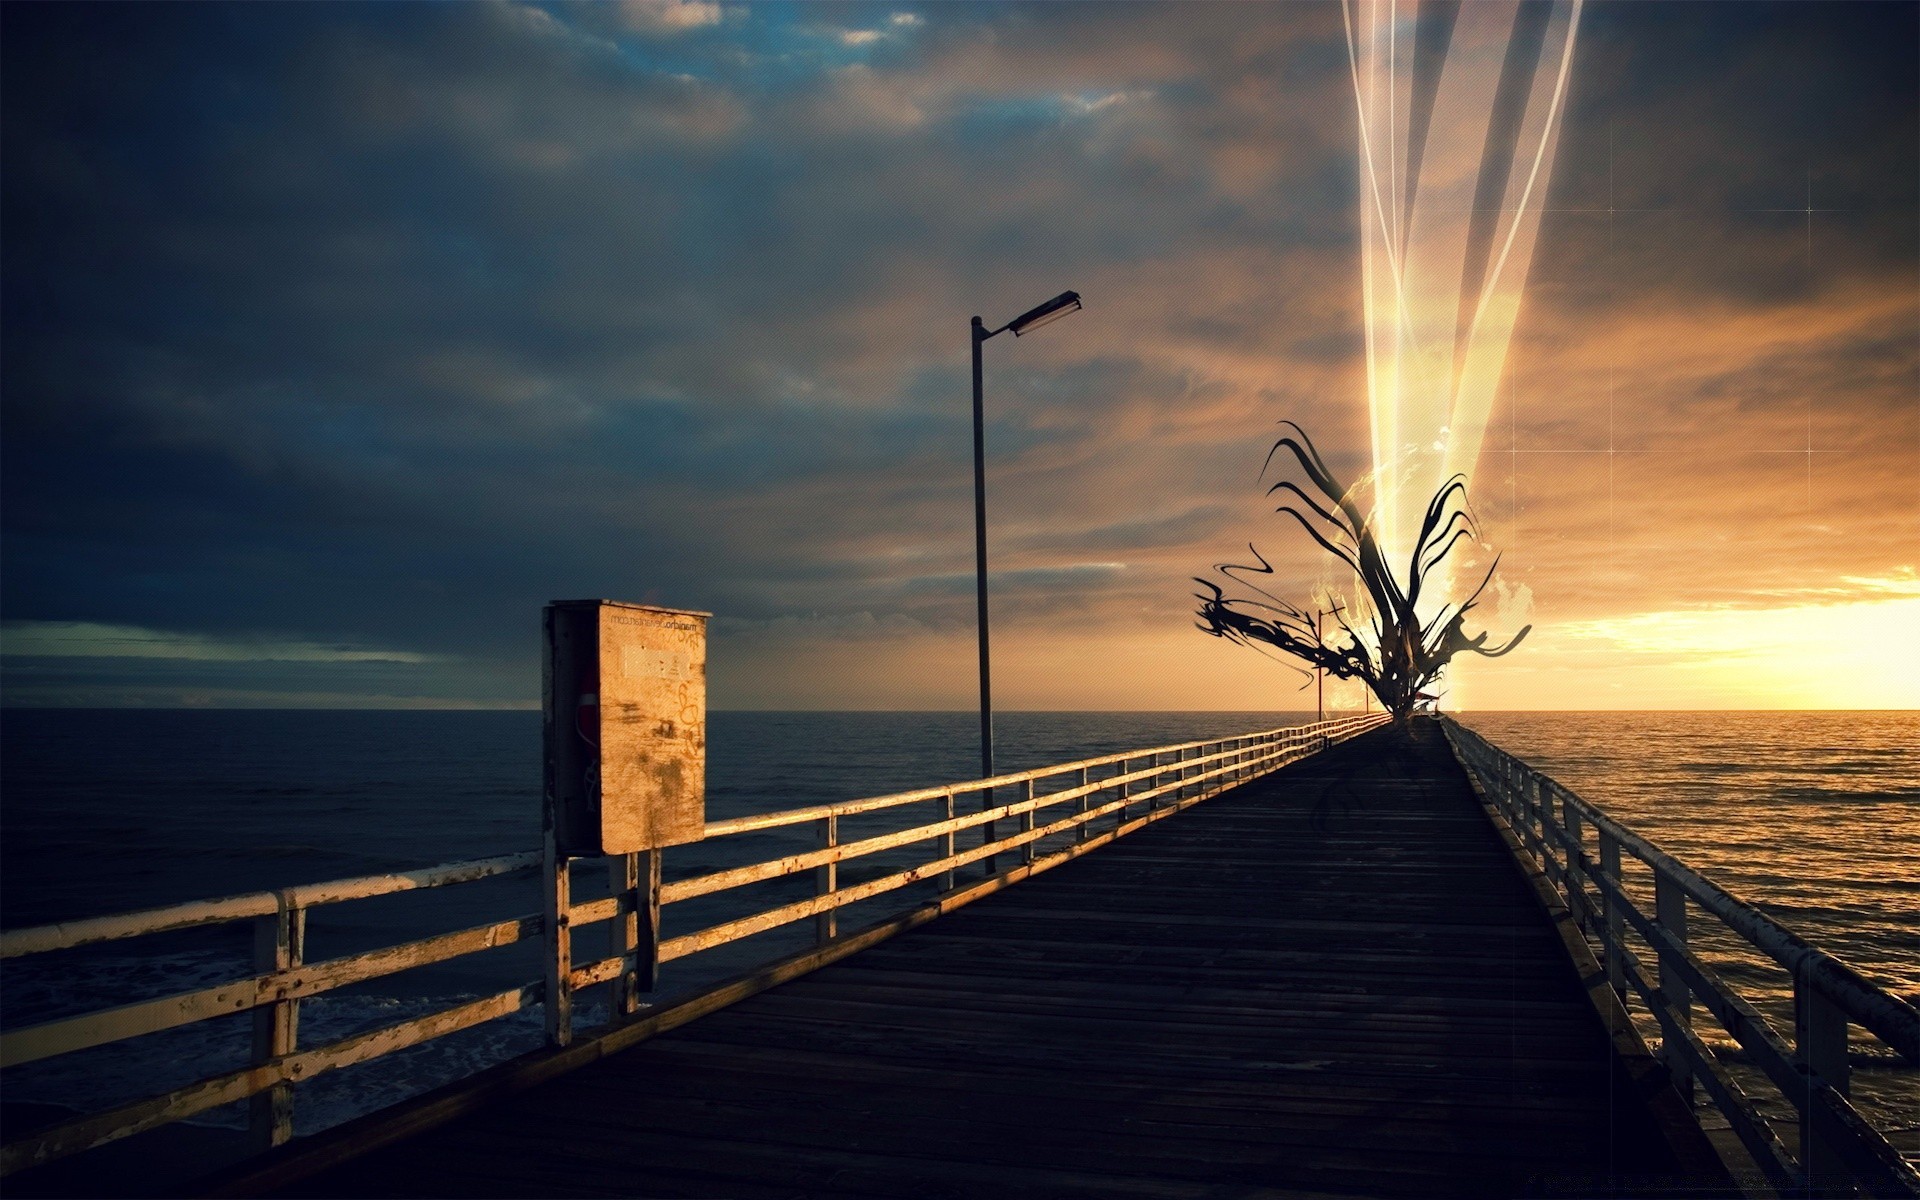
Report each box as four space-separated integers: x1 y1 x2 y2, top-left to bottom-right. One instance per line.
1007 290 1082 337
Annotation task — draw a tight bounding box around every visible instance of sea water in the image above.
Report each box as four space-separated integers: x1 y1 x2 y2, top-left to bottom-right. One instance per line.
1 709 1914 1148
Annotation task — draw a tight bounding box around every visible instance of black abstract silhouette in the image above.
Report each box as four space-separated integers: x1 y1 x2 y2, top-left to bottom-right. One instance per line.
1195 423 1529 722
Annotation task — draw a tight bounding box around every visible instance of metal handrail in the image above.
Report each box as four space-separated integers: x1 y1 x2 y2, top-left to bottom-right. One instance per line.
1441 716 1919 1198
1 713 1385 1180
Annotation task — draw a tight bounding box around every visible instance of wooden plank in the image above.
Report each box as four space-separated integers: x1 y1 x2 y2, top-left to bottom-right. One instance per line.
536 1073 1633 1169
197 782 1246 1198
608 1035 1622 1113
204 721 1714 1200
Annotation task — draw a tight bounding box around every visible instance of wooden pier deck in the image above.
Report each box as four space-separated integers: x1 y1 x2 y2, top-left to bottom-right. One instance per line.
253 722 1708 1199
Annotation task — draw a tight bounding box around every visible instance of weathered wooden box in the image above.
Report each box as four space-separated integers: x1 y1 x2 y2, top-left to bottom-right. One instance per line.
544 599 709 856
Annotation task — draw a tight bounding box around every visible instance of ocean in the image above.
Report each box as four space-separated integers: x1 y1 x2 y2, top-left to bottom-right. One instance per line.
1 709 1914 1160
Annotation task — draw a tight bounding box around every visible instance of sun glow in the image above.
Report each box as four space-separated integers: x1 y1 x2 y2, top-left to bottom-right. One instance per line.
1453 595 1920 710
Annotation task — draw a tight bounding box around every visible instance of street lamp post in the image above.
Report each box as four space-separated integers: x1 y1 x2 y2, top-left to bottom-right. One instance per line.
970 290 1082 780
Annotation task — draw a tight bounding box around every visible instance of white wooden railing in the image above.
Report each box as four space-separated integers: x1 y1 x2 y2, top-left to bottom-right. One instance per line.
0 852 545 1174
1443 718 1920 1199
0 713 1386 1179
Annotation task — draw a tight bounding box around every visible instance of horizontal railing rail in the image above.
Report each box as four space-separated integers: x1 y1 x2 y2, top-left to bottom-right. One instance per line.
1442 717 1920 1199
0 852 547 1176
0 712 1386 1180
548 712 1389 1037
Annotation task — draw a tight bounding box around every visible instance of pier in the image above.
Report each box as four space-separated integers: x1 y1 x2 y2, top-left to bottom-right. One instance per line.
4 717 1916 1198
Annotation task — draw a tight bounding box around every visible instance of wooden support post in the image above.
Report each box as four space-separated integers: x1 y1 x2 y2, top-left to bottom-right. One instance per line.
1599 830 1625 998
249 897 305 1152
639 850 661 993
981 784 998 877
1543 784 1568 886
941 792 957 889
815 815 839 944
610 853 641 1017
1795 972 1851 1190
1076 767 1090 843
1119 757 1132 822
1653 870 1694 1102
1795 978 1851 1098
1020 779 1036 865
1530 775 1547 852
1789 975 1850 1190
543 833 573 1047
1564 805 1588 931
1523 774 1546 871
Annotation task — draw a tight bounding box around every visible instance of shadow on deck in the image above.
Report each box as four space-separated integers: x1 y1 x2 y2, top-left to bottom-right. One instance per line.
237 721 1718 1198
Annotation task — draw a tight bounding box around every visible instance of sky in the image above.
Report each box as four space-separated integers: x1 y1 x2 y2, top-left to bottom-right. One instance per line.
2 0 1916 711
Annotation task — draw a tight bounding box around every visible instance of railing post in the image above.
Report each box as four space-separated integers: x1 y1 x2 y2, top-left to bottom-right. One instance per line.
1564 803 1588 931
609 851 661 1015
249 895 305 1152
1795 971 1852 1191
543 830 573 1048
609 852 642 1017
981 783 998 877
1529 774 1547 854
1020 779 1036 865
1599 830 1625 998
1119 756 1132 821
815 815 838 943
641 850 662 992
1076 766 1090 842
1537 778 1554 864
1526 773 1550 874
941 791 957 890
1795 977 1851 1099
1653 869 1694 1103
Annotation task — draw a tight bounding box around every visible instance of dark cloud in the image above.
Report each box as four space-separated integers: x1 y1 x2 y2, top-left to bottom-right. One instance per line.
2 1 1914 708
